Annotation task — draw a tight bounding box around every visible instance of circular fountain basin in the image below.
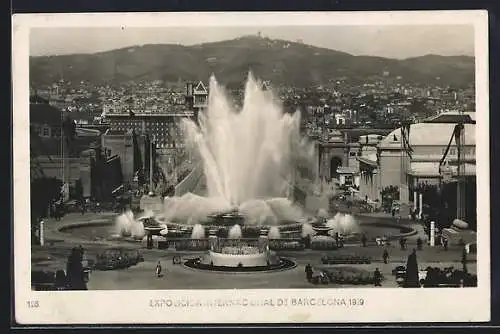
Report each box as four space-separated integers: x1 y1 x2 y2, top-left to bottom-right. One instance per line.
57 212 416 245
184 248 296 273
143 226 165 234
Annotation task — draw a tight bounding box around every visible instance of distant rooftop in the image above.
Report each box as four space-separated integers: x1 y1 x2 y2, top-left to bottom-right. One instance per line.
424 111 476 124
104 129 129 136
30 103 62 126
30 95 49 104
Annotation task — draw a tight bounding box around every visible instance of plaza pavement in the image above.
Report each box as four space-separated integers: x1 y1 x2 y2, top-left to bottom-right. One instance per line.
32 211 476 290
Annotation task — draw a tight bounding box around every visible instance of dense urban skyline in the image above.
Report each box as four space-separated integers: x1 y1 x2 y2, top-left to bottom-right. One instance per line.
30 25 474 59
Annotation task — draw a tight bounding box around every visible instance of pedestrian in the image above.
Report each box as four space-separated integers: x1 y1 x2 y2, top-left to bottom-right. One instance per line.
399 237 405 251
305 263 313 281
417 237 423 250
443 237 448 251
383 249 389 264
155 261 162 278
462 247 468 273
361 234 367 247
374 268 382 287
335 232 339 248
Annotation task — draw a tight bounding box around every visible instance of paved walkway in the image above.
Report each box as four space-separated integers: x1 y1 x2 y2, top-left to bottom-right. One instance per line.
34 210 476 290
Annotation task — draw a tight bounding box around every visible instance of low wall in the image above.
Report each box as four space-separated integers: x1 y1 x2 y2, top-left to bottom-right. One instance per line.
175 163 203 196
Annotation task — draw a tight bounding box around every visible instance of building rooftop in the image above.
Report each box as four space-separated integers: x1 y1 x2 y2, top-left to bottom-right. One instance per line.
408 162 475 177
336 166 358 174
424 111 476 124
30 103 62 126
30 133 100 157
104 129 129 136
105 110 195 117
380 122 475 148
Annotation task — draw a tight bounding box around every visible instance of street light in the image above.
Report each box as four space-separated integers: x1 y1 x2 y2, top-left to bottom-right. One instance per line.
148 134 155 196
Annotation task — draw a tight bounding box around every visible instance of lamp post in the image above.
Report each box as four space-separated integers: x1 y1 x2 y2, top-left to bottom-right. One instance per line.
39 220 45 247
149 135 154 196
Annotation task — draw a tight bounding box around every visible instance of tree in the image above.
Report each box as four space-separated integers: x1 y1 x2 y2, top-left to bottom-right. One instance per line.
404 249 420 288
73 179 84 202
31 177 62 222
66 247 87 290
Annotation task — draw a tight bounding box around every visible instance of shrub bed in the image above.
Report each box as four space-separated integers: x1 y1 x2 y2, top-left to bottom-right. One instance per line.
321 255 371 265
174 240 210 251
422 267 477 287
269 240 305 251
32 270 56 285
313 267 379 285
310 240 339 250
94 248 144 270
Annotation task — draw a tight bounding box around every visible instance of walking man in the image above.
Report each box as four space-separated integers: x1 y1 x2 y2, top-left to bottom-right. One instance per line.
443 237 449 251
361 234 367 247
374 268 382 287
399 237 405 251
383 249 389 264
462 247 468 273
305 263 313 282
155 261 162 278
417 237 423 251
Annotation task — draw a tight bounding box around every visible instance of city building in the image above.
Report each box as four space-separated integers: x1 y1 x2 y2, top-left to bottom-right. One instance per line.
101 82 207 185
30 98 122 201
103 110 194 152
336 166 360 188
185 81 209 119
357 112 476 219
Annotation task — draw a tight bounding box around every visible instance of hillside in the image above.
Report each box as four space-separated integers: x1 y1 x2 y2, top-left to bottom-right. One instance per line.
29 36 475 88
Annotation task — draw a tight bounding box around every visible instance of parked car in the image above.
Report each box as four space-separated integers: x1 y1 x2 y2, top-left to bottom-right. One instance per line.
392 265 406 286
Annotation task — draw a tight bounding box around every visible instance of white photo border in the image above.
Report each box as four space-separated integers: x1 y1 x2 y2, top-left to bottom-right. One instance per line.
12 10 490 324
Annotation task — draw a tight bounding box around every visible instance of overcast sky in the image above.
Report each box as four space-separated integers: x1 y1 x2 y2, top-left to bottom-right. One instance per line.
30 25 474 59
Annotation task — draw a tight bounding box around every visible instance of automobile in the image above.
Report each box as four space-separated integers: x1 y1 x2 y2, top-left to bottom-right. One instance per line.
392 265 406 286
392 265 406 276
418 269 428 285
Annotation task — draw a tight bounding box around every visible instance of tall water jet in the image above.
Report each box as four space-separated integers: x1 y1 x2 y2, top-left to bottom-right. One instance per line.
140 209 155 219
326 213 360 235
340 214 360 234
171 72 314 225
228 224 242 239
191 224 206 239
268 226 281 239
317 208 328 219
115 210 145 239
301 223 316 238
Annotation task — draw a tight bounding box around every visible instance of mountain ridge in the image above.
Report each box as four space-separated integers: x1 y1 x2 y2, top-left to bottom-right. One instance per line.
30 36 475 88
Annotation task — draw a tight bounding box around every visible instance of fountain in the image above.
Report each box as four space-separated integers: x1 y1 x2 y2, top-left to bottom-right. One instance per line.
191 224 206 239
163 72 314 228
301 223 316 238
115 210 145 240
325 213 361 235
228 224 243 239
268 226 281 239
57 72 414 254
